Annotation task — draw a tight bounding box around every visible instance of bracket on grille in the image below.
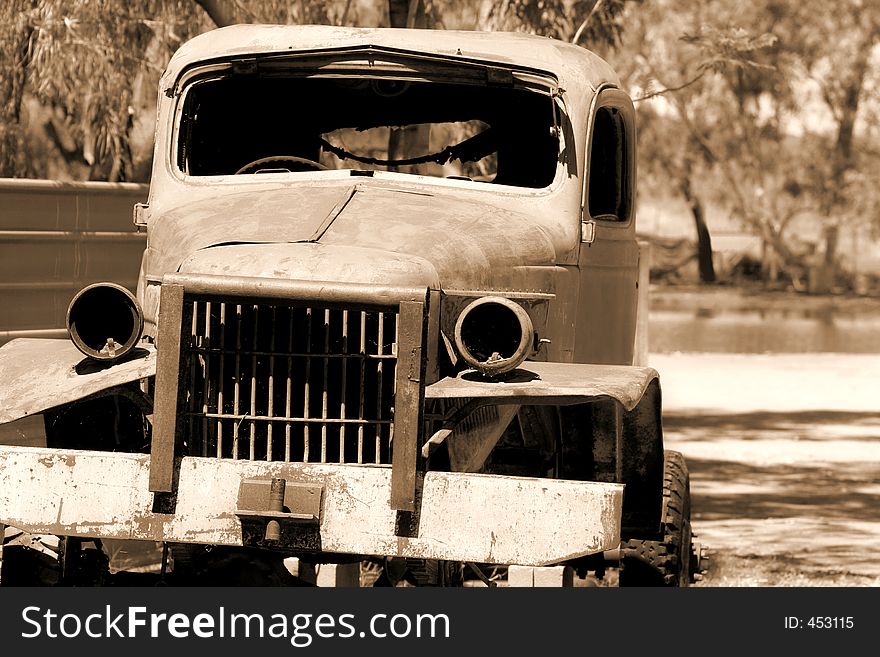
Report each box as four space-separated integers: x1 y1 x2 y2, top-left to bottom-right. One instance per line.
236 478 323 550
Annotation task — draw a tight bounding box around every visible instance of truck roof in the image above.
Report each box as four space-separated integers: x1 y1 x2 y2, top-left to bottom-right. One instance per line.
163 24 620 98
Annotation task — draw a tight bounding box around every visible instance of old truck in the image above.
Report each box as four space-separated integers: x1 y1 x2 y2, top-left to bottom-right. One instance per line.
0 24 704 586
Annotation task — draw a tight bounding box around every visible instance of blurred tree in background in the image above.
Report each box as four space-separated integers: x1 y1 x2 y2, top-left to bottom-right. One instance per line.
619 0 880 291
1 0 206 180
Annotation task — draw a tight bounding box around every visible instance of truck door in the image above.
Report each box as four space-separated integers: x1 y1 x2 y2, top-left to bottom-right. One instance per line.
574 88 640 365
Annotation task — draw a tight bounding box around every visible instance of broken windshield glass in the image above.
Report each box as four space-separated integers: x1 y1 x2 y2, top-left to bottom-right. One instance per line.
177 71 561 188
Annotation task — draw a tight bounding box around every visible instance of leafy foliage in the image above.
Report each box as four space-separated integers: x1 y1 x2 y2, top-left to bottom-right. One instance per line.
479 0 628 48
620 0 880 289
0 1 213 179
0 0 368 180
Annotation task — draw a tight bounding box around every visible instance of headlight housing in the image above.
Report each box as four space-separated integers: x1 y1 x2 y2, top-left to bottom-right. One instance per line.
453 296 535 376
67 282 144 361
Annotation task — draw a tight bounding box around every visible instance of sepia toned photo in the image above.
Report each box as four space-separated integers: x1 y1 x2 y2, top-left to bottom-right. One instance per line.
0 0 877 591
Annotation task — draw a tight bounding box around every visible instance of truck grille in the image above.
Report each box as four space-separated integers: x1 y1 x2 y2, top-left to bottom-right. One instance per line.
181 299 398 464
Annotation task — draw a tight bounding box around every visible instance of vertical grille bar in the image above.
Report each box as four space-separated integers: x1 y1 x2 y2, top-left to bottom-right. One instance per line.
188 301 199 451
284 305 293 462
321 308 329 463
339 309 348 463
375 311 384 465
357 311 366 464
149 283 187 493
249 305 258 460
303 307 311 462
200 301 211 457
215 302 226 458
232 304 242 460
390 299 426 512
267 306 276 461
389 313 399 463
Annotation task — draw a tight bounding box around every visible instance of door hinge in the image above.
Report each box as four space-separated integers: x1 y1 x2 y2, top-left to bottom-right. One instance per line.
581 219 596 244
133 202 149 230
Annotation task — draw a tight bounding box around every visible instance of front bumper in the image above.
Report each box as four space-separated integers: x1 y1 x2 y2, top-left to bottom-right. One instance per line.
0 446 622 566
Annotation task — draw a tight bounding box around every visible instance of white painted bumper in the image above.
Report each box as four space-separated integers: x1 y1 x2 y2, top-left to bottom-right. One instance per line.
0 446 622 566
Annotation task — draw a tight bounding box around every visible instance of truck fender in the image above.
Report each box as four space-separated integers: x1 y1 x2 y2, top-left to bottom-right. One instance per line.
0 338 156 425
425 360 664 536
425 360 658 411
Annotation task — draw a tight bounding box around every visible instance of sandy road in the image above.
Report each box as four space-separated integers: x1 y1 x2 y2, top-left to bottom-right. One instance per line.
651 353 880 586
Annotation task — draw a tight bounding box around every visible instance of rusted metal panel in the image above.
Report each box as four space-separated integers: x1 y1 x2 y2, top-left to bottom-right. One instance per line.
177 243 442 292
425 361 658 412
0 447 623 565
574 87 640 365
0 178 148 229
619 378 664 535
142 186 556 302
163 272 430 308
0 178 147 342
575 233 640 365
0 338 155 425
444 403 520 473
149 283 186 493
633 240 651 367
389 299 426 511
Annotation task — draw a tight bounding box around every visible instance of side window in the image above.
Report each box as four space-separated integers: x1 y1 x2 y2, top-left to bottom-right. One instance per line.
587 104 632 222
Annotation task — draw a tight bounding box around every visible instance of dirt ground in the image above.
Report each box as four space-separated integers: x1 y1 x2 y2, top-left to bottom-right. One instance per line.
651 352 880 587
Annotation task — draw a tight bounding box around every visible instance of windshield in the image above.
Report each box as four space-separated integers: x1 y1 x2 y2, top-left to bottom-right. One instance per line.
177 72 561 188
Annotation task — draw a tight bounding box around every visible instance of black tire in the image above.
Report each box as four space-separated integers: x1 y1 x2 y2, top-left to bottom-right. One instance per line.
619 450 693 587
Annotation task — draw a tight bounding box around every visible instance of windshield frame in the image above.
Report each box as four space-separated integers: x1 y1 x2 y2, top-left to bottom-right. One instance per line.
168 50 571 194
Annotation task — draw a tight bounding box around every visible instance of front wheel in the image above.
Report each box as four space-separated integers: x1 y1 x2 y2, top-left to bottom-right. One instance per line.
619 450 693 586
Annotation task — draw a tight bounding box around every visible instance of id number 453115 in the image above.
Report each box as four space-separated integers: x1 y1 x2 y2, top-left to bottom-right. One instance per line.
785 617 854 629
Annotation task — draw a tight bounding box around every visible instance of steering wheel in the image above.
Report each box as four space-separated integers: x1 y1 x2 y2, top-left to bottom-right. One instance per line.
235 155 329 175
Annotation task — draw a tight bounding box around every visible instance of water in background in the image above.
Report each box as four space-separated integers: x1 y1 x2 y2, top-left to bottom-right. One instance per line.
649 307 880 354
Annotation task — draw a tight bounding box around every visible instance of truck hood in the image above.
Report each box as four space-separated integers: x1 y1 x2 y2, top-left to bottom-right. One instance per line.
179 242 441 290
147 183 558 291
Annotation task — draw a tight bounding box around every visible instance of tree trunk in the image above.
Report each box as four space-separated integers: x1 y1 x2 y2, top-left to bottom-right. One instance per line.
388 0 425 28
0 4 36 177
817 22 878 288
386 0 428 173
814 223 840 292
690 195 716 284
679 166 716 283
194 0 239 27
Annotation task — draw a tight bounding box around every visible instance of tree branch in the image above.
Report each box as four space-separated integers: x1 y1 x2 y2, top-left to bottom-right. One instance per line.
571 1 601 45
194 0 238 28
633 68 708 102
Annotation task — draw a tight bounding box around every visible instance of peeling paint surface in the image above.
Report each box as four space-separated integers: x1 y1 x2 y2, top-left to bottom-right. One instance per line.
180 242 441 290
426 361 658 412
0 447 622 565
0 339 155 424
146 185 559 292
